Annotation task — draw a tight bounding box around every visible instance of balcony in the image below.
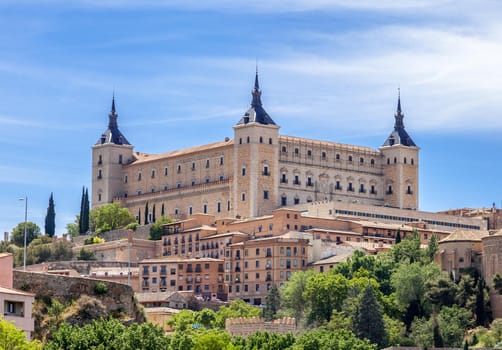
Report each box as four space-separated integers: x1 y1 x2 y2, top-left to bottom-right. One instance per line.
195 277 202 283
160 269 167 276
266 275 272 281
187 267 193 273
235 267 241 272
195 267 202 273
186 277 193 283
266 264 272 270
280 179 288 184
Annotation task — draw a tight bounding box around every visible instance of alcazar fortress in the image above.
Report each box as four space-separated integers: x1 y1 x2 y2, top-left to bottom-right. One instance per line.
92 72 419 222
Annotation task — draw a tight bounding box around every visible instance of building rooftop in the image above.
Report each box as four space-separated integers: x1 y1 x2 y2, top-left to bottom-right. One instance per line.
439 229 490 243
312 251 354 265
0 286 35 297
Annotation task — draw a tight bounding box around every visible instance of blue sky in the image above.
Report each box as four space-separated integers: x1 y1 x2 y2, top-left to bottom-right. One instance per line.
0 0 501 236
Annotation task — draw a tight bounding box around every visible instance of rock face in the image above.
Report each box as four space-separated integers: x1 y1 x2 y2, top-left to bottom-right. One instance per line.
13 270 145 323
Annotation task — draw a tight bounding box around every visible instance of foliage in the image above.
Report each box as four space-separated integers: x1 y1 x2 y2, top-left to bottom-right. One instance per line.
425 234 439 262
45 318 169 350
79 187 90 234
391 230 423 264
84 236 105 245
65 223 79 238
233 331 296 350
44 193 56 237
410 317 433 348
193 328 232 350
303 271 348 324
214 299 261 328
352 284 386 347
11 221 41 247
0 316 42 349
94 282 108 295
149 216 174 240
437 305 473 347
144 202 149 225
167 309 197 332
280 269 314 321
291 328 376 350
89 203 135 234
262 284 281 321
77 248 96 261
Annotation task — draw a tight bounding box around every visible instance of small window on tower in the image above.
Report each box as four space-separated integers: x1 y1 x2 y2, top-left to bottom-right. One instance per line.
118 155 122 164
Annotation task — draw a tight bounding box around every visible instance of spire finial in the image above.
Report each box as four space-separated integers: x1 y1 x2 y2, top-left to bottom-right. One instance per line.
397 86 402 115
251 66 262 107
111 91 116 115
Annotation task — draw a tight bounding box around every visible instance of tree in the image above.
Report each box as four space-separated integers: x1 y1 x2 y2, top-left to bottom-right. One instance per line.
425 234 439 262
353 284 386 347
11 221 41 247
303 271 349 324
214 299 261 328
395 229 401 244
89 203 135 233
144 202 149 225
281 269 314 322
45 192 56 237
262 284 281 321
77 247 96 261
65 222 79 237
79 187 90 234
149 216 174 240
292 328 376 350
437 305 472 347
152 204 156 223
0 316 41 349
161 203 165 217
493 274 502 294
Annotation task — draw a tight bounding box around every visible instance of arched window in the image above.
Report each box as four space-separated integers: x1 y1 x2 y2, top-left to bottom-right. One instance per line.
282 146 287 153
259 136 263 143
411 158 415 165
404 157 407 164
321 151 326 160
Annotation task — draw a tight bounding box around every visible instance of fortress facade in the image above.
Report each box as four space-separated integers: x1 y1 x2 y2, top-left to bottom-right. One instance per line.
92 73 419 222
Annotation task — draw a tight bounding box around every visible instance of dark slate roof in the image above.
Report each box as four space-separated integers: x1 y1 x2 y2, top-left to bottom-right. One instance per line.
382 93 416 147
236 71 277 126
95 97 131 146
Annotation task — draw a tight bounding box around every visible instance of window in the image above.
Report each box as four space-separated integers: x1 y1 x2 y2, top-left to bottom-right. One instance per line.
336 154 340 161
203 204 208 214
118 155 122 164
404 157 407 164
359 184 365 193
97 169 102 179
220 156 224 165
98 194 102 201
348 155 353 162
281 196 287 206
124 175 128 183
217 202 221 213
98 155 102 165
335 181 341 190
294 148 299 156
247 136 250 143
370 185 376 194
394 157 397 164
307 150 312 157
137 172 142 181
294 175 300 185
407 185 413 195
242 167 246 176
177 164 181 173
263 166 269 176
151 169 155 178
307 177 313 187
263 190 269 200
259 136 263 143
256 248 260 256
269 138 272 144
348 182 354 192
206 159 210 168
255 260 260 268
370 159 375 166
281 173 287 183
239 138 242 144
360 157 364 164
241 193 246 201
387 185 393 195
411 158 414 165
321 151 326 160
164 167 168 176
282 146 287 153
294 197 300 205
191 162 196 171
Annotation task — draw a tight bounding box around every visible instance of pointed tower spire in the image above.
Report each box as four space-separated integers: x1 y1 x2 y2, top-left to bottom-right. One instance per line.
251 66 262 107
97 93 130 145
382 88 416 147
108 93 118 130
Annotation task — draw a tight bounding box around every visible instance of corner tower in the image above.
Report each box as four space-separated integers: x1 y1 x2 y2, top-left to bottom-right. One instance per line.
233 70 280 218
92 96 134 208
380 90 419 209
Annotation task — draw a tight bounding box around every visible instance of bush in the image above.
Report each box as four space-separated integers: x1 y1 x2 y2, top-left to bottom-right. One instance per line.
94 282 108 295
149 216 174 240
84 236 105 245
77 248 96 261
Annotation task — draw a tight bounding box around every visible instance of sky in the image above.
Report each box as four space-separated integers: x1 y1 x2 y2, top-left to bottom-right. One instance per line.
0 0 501 237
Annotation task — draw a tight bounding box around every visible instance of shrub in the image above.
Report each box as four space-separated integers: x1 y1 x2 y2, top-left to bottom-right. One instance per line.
94 282 108 295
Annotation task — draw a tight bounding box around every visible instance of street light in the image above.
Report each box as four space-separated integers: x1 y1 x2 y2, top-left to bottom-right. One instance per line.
19 197 28 271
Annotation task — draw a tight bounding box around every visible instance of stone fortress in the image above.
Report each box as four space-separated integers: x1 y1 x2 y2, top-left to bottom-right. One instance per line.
92 72 419 222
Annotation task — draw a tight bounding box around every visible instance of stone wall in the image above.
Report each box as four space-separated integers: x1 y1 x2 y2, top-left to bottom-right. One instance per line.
72 225 151 246
26 260 138 275
13 270 144 322
225 317 296 337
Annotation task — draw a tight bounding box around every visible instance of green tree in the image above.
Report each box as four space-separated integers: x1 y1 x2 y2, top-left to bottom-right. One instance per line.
152 204 156 223
425 234 439 262
161 203 165 217
79 187 90 234
233 331 296 350
303 271 349 324
395 229 401 244
11 221 41 247
65 222 79 238
494 274 502 294
410 317 433 348
149 216 174 240
292 328 376 350
352 284 386 347
0 316 41 349
89 203 135 233
391 230 423 264
281 269 314 322
262 284 281 321
195 308 217 328
214 299 261 328
144 202 149 225
425 274 458 308
437 305 472 347
45 192 56 237
77 247 96 261
193 328 232 350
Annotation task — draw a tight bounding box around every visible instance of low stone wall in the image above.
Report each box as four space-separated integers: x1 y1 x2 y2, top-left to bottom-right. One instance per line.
225 317 296 337
25 261 139 275
13 270 144 322
72 225 151 246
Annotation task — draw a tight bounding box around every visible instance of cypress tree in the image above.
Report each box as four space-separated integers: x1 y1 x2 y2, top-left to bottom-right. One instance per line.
138 209 141 224
353 284 386 347
45 192 56 237
395 229 401 244
144 202 149 225
161 203 165 217
152 204 156 223
82 188 90 233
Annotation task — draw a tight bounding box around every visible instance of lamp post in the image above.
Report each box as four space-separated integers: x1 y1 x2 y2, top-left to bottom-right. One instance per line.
19 197 28 271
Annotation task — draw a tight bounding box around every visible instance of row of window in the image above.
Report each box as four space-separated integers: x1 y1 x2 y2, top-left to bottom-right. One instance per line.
387 157 415 165
238 136 274 145
281 147 377 164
